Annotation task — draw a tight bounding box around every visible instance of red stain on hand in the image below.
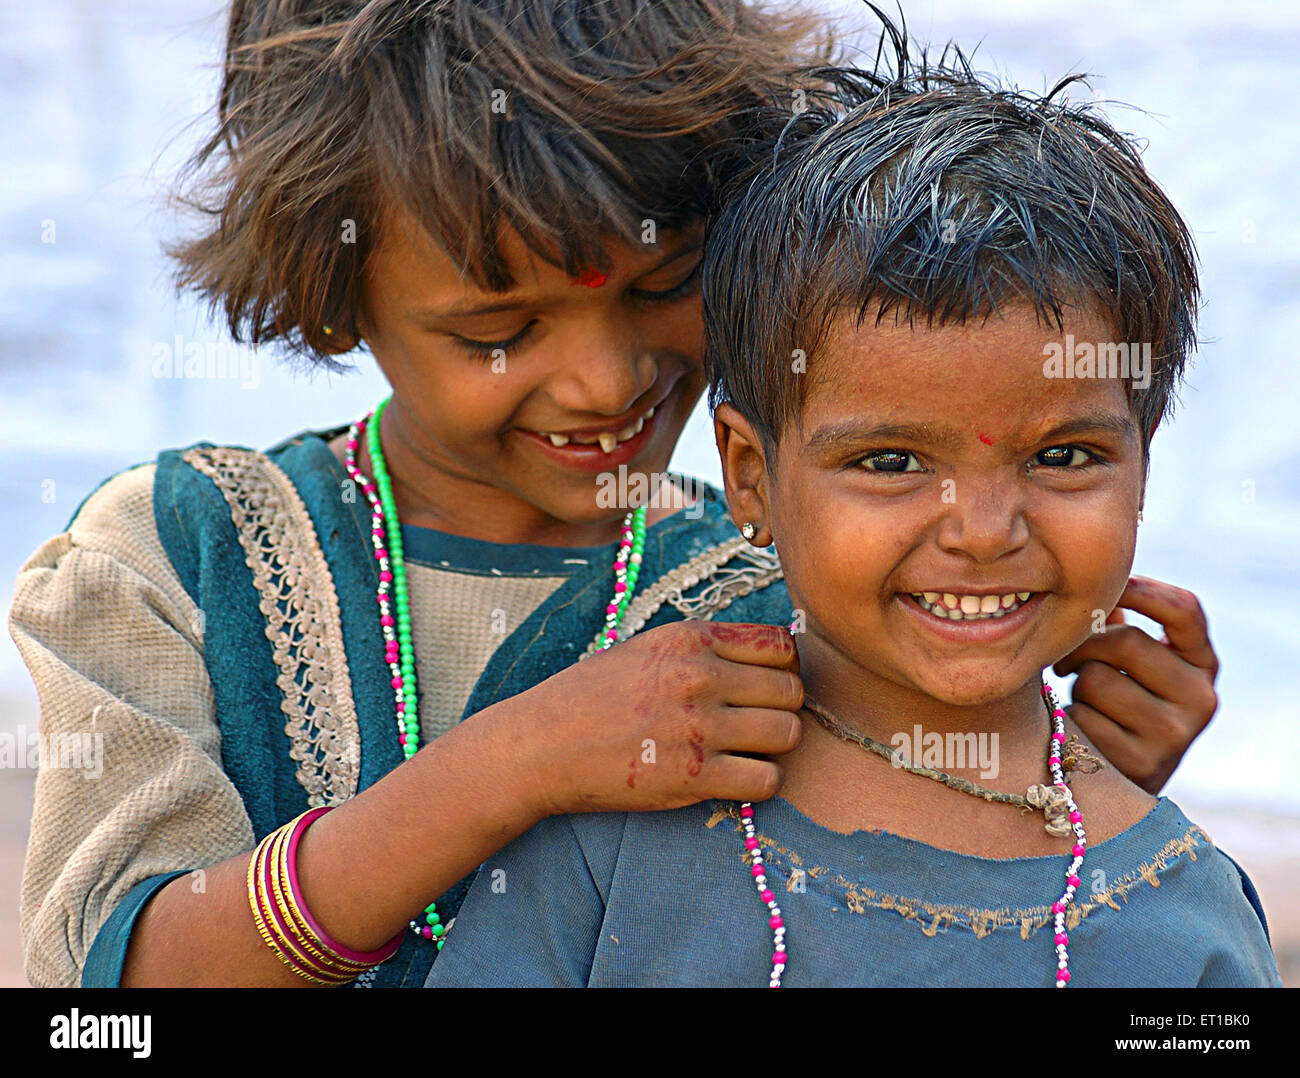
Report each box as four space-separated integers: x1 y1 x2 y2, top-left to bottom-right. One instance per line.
977 432 996 445
706 623 789 652
627 759 638 788
685 726 705 777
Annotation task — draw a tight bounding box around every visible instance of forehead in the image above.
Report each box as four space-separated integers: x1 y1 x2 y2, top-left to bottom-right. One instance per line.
804 304 1134 426
365 202 702 301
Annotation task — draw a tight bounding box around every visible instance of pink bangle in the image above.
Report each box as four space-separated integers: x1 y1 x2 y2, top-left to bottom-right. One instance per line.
284 807 405 966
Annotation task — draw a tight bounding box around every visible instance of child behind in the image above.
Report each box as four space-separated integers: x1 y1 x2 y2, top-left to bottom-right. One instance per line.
424 44 1281 987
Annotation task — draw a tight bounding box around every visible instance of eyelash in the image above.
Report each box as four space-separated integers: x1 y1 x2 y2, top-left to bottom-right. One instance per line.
631 259 703 305
1032 445 1103 469
856 445 1104 473
449 261 703 361
452 323 535 361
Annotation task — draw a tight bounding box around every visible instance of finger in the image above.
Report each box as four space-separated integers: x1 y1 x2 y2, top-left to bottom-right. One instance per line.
1065 699 1152 786
699 754 784 803
709 707 803 757
1113 576 1218 676
1060 624 1217 725
702 622 800 671
712 662 804 712
1067 658 1188 741
1053 624 1194 704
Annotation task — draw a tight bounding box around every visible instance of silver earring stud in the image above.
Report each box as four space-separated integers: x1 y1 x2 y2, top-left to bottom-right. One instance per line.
1137 510 1143 526
741 522 756 541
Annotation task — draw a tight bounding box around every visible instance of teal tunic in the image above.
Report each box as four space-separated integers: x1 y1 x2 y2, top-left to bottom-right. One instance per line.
77 425 794 987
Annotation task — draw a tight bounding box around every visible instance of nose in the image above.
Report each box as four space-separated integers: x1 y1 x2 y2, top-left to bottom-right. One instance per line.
547 325 657 418
934 474 1031 564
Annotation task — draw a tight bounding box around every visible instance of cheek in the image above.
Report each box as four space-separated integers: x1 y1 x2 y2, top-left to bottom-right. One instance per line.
1044 495 1138 607
769 472 905 606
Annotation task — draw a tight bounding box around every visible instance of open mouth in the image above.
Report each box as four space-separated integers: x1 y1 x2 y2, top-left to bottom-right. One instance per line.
518 400 667 473
909 591 1035 621
535 404 657 453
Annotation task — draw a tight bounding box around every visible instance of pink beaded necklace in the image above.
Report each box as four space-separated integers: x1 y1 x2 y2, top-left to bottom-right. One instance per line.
742 624 1088 988
344 398 647 948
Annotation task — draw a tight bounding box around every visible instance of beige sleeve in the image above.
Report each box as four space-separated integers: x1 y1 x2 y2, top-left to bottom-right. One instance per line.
8 463 256 987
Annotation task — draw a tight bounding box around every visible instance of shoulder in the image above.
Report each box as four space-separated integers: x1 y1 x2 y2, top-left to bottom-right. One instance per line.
1060 718 1158 844
61 460 161 562
1087 798 1282 986
13 460 196 619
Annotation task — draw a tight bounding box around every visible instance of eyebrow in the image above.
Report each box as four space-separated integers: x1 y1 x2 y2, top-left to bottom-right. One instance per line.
803 409 1138 452
805 420 964 452
405 240 704 323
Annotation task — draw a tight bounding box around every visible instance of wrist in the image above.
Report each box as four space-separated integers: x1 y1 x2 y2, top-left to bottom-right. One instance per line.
462 694 556 826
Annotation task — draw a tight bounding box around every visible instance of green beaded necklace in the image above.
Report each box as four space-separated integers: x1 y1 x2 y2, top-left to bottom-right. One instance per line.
346 396 648 949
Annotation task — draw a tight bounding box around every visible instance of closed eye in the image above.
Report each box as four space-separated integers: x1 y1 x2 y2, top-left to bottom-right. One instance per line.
451 321 536 360
631 259 703 304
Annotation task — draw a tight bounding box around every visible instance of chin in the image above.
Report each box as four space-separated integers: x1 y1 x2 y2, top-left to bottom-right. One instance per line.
903 664 1042 708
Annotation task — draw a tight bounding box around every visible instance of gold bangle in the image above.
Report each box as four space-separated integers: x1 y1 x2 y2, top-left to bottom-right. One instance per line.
263 823 365 979
246 833 339 985
260 825 357 984
268 823 371 974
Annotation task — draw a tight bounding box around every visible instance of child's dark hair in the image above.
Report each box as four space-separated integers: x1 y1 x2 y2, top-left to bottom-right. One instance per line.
704 15 1200 457
168 0 829 367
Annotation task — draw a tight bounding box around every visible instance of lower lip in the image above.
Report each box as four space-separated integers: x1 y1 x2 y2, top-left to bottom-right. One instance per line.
516 406 663 473
897 592 1047 643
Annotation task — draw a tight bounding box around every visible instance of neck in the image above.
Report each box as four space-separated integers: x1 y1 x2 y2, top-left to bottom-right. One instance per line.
795 631 1049 746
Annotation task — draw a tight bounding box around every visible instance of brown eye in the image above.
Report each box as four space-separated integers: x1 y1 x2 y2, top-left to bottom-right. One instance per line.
861 450 920 473
1034 446 1093 468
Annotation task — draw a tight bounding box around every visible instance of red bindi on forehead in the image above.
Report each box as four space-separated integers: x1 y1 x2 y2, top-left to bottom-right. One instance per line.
570 267 608 288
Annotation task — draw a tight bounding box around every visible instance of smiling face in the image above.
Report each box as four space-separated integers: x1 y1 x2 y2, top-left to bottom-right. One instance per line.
354 207 706 544
718 303 1147 710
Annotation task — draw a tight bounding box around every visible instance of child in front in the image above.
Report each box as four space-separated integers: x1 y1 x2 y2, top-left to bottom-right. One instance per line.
425 51 1281 987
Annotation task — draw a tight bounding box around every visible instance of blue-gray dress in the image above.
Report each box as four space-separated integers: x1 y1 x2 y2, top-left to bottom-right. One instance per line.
424 796 1281 987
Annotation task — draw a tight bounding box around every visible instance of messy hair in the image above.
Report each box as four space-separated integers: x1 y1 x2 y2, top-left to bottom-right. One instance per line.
167 0 830 367
704 14 1200 455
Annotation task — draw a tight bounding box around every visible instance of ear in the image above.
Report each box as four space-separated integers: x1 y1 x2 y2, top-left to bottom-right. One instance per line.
713 402 774 547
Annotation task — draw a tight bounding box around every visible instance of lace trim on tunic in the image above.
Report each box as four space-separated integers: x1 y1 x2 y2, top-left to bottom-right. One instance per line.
580 538 785 659
183 447 361 807
707 805 1213 940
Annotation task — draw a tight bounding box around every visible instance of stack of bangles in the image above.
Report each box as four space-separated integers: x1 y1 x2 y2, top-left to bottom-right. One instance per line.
246 807 405 985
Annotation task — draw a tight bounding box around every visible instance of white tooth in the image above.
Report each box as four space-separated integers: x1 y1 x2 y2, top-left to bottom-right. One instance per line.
991 608 1006 618
547 433 570 447
616 424 637 442
922 592 940 604
634 416 645 434
947 608 963 620
598 432 618 453
1017 592 1031 602
980 595 1000 614
960 595 981 614
942 593 959 611
645 406 655 419
1001 594 1016 608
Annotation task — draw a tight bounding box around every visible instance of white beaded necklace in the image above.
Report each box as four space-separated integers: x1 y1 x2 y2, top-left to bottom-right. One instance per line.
741 628 1087 988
